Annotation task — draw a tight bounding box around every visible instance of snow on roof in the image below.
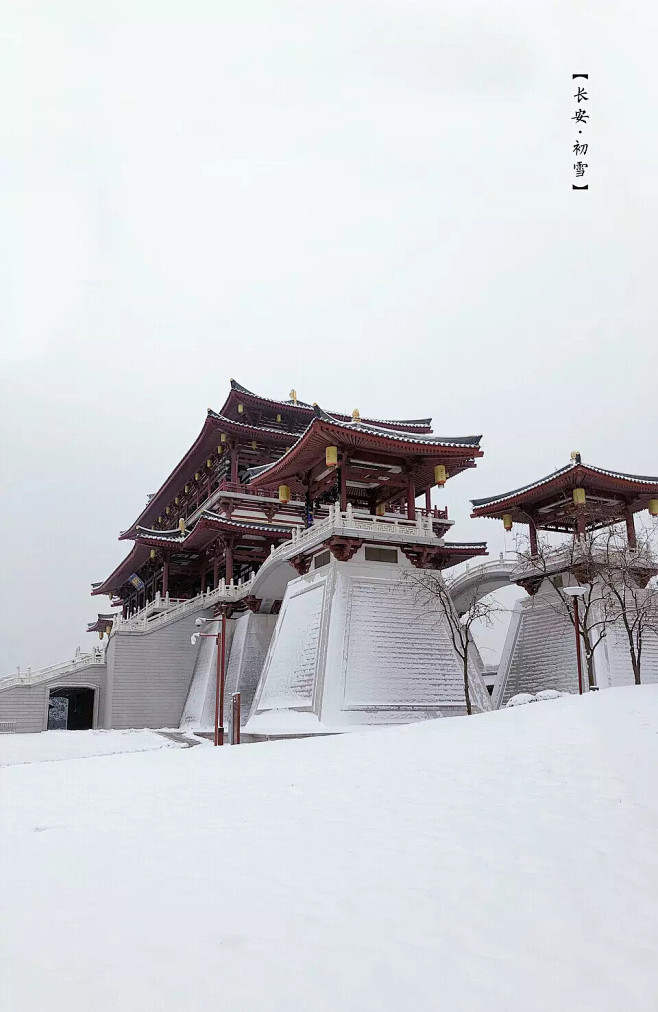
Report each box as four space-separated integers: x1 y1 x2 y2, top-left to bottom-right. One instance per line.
472 460 658 510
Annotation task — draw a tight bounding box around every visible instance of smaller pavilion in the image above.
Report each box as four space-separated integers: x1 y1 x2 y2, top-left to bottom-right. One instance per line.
471 453 658 552
471 454 658 703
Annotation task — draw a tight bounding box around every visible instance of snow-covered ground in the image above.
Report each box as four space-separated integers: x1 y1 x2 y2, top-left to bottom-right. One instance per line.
2 687 658 1011
0 728 188 766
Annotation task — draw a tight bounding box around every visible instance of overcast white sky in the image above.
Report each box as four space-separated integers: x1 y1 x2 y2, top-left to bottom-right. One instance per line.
1 0 657 671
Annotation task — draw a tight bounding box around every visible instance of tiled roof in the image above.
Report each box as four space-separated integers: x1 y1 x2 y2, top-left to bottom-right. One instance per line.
247 407 481 481
472 461 658 510
228 380 433 429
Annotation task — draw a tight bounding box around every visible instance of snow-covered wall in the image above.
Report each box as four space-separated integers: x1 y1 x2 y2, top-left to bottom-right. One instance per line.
105 606 212 729
493 591 578 707
0 663 106 734
246 546 491 736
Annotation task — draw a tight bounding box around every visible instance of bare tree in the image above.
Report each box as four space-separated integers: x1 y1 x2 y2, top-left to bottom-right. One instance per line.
597 526 658 685
514 533 608 689
402 565 503 715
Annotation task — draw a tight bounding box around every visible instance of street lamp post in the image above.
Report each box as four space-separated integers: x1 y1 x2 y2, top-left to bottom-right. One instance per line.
563 585 587 695
191 613 227 745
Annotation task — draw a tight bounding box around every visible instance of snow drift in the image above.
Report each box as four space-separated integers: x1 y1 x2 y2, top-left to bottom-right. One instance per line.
2 686 657 1011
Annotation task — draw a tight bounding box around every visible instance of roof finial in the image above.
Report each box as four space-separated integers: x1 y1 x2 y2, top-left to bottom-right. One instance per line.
570 450 582 464
352 408 360 420
289 388 297 405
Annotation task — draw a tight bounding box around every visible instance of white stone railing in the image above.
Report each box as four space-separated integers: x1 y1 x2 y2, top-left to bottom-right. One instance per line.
108 507 450 637
1 650 105 691
509 543 658 582
114 578 257 633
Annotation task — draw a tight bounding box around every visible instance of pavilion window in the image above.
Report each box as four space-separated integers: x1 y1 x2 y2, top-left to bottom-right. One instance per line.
314 550 331 570
364 547 398 564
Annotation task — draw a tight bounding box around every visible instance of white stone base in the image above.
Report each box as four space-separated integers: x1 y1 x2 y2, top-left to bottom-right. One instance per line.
244 546 491 736
493 576 658 707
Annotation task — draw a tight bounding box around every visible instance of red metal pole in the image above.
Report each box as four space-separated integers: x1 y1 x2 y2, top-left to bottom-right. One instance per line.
214 625 221 746
574 597 584 695
219 610 226 744
407 473 416 520
232 692 241 744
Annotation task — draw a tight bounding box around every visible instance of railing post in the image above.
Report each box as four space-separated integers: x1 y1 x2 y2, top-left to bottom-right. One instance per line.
231 693 241 744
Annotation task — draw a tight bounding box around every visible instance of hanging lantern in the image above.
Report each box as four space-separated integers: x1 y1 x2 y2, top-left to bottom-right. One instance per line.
184 484 189 493
105 625 112 636
376 503 386 516
220 433 227 443
252 440 257 450
276 413 282 423
150 549 156 560
434 464 447 487
165 507 170 515
573 487 586 506
279 484 291 503
326 445 338 466
503 513 513 531
207 459 212 468
98 630 103 640
237 403 244 414
158 516 162 524
179 517 186 532
175 496 179 505
217 445 223 455
649 499 658 517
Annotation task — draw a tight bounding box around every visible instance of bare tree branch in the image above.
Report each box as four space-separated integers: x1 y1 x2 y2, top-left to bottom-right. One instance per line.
401 565 505 715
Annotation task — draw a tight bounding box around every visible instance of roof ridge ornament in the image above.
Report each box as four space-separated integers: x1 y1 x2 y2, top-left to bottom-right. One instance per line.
570 451 582 464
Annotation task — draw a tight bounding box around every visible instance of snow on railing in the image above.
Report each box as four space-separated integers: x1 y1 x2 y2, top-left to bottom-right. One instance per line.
1 649 105 691
115 578 257 633
110 507 449 637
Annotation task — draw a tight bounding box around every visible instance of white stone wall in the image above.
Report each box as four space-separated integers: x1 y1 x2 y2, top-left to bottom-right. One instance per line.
247 545 491 735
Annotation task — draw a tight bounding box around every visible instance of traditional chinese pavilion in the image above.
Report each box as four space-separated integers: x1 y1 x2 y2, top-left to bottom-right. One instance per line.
471 454 658 705
0 380 493 735
93 381 487 619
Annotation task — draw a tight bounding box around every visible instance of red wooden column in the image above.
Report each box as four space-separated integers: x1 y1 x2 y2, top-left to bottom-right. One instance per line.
201 568 207 593
225 538 234 584
230 441 239 484
162 556 169 596
339 453 348 511
624 504 637 549
425 487 432 512
529 521 538 557
407 473 416 520
575 506 586 540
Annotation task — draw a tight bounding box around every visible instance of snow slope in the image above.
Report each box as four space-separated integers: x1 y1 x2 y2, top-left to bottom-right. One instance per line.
0 728 187 766
2 687 658 1011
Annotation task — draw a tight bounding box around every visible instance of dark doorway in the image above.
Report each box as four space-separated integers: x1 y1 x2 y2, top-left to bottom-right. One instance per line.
48 687 95 730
